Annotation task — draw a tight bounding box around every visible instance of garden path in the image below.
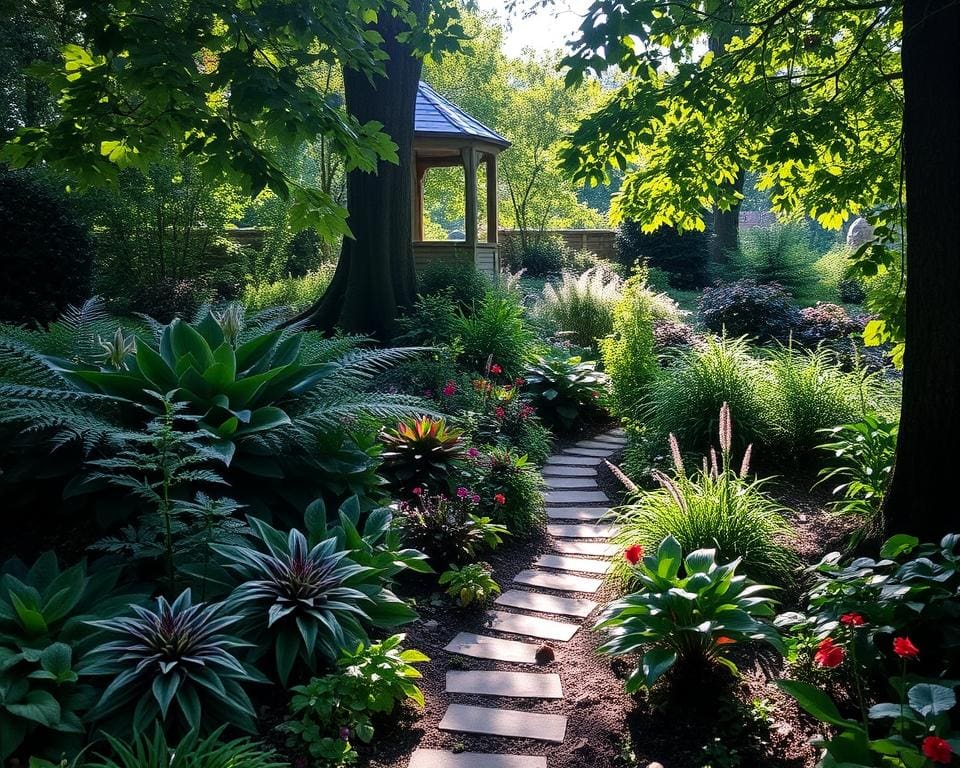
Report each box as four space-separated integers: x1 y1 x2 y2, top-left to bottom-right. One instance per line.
407 429 626 768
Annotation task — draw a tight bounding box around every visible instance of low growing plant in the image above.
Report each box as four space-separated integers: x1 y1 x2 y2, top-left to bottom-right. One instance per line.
699 280 800 342
596 536 783 691
379 416 465 495
523 354 608 432
439 563 501 607
473 448 545 536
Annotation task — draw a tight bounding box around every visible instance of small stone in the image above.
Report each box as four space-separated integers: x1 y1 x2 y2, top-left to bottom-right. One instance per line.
569 738 589 751
647 763 665 768
424 619 439 631
535 644 555 664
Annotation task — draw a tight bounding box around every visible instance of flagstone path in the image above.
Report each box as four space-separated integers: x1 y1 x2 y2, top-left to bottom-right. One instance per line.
408 429 626 767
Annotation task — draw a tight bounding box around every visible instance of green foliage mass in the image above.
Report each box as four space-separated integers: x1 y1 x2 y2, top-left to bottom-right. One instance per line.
537 267 621 352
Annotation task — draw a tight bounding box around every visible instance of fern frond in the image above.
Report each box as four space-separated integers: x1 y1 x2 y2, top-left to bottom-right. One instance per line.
0 337 64 387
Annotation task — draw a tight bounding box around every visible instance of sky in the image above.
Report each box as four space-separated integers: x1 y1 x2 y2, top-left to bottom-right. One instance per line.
474 0 592 57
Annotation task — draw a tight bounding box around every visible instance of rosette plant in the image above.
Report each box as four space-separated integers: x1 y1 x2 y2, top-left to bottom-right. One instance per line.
523 353 608 431
595 536 783 691
379 416 465 493
82 589 260 735
212 518 417 686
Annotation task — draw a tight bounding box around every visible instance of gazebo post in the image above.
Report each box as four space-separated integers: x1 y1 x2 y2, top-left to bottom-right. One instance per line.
485 153 498 244
413 160 427 242
461 147 478 246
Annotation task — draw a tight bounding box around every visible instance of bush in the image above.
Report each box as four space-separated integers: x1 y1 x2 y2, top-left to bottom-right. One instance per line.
653 318 700 350
537 267 621 350
731 223 820 301
596 536 783 691
643 335 770 455
615 222 711 289
379 417 466 496
395 290 461 346
814 245 867 303
600 274 659 421
417 262 489 308
242 265 336 313
0 169 94 325
455 289 536 376
700 279 801 342
795 302 865 346
502 234 566 276
523 353 608 432
474 447 545 536
439 563 500 607
613 405 797 586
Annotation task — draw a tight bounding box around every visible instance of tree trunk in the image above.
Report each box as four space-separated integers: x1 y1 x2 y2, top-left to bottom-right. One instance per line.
882 0 960 541
709 169 744 262
294 4 423 338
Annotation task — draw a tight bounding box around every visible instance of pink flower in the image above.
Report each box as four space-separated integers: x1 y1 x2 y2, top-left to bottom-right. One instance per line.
490 363 503 375
494 493 506 505
515 377 526 386
412 486 422 496
423 389 434 398
494 406 506 419
443 381 457 397
456 487 468 498
471 493 480 503
467 447 479 457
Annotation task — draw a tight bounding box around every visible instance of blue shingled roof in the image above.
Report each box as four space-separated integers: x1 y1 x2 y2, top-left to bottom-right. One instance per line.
415 81 510 148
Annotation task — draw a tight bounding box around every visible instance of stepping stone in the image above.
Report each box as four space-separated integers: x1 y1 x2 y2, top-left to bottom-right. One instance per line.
542 465 597 477
513 569 603 593
544 476 598 489
444 632 540 664
535 553 612 575
409 750 546 768
483 610 579 641
544 490 609 504
545 454 603 466
564 447 615 457
496 589 598 618
546 506 609 521
610 428 626 436
576 440 619 450
548 523 617 538
592 434 627 445
446 670 563 699
553 539 619 557
439 704 567 743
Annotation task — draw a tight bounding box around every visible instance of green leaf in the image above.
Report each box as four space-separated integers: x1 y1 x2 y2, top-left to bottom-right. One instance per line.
907 683 956 717
777 680 862 729
880 535 919 559
641 647 677 688
655 536 683 579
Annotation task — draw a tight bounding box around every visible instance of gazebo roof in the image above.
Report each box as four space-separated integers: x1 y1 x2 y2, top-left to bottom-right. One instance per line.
415 81 510 149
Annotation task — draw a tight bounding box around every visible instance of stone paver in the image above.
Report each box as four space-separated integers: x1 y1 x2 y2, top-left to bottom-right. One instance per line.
610 428 626 436
484 610 579 641
544 477 598 489
545 455 604 466
541 465 597 477
548 523 617 538
439 704 567 743
495 589 598 618
546 506 609 521
535 553 612 575
552 539 619 557
575 440 620 450
591 434 627 445
444 632 540 664
563 447 615 457
446 670 563 699
544 490 609 504
513 569 604 593
409 750 546 768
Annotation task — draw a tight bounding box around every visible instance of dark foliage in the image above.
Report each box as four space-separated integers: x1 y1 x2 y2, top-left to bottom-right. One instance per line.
417 262 489 309
615 222 711 289
795 302 865 346
700 280 801 341
502 235 566 277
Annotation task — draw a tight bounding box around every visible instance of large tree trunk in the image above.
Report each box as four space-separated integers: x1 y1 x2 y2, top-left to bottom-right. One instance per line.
709 169 744 263
882 0 960 541
294 4 423 338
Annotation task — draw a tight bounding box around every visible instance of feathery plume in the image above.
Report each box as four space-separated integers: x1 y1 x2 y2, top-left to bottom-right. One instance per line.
668 433 685 476
605 460 638 492
652 469 687 511
740 444 753 478
709 447 719 479
719 401 732 456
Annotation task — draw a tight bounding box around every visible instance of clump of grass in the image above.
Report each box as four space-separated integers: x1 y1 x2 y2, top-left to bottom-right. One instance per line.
242 265 336 312
537 266 621 350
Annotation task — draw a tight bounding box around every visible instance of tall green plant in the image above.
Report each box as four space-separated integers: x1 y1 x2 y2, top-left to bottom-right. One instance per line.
731 223 821 302
455 290 536 376
537 266 621 350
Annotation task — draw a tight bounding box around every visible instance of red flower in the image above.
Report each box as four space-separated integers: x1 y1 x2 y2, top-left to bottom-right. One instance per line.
840 612 866 626
623 544 644 565
494 406 506 419
490 363 503 375
922 736 953 764
411 487 422 496
494 493 506 505
515 377 526 386
814 638 845 668
442 381 457 397
893 636 920 658
715 636 736 645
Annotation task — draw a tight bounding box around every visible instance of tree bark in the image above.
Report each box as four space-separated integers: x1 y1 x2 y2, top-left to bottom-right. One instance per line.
709 169 744 263
294 3 423 338
882 0 960 541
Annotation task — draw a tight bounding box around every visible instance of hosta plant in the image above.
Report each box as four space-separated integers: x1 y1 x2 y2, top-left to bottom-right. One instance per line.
284 635 428 765
379 416 465 494
213 518 417 686
523 353 608 432
595 536 783 692
0 553 149 759
439 563 501 607
82 589 260 736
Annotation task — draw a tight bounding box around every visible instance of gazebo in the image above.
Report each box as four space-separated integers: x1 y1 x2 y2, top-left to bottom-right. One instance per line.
413 82 511 279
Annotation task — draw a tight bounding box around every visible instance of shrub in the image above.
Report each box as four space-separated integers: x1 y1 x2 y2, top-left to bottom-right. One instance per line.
596 536 783 691
284 635 428 765
613 404 797 586
795 302 865 346
242 265 336 313
761 345 867 463
615 222 710 289
462 376 553 464
817 413 898 520
653 318 700 349
395 290 461 346
0 553 149 760
397 491 508 567
379 417 466 495
502 234 566 276
213 519 417 686
80 726 285 768
600 274 659 421
523 353 608 432
439 563 501 607
83 589 258 735
700 279 801 341
474 447 545 536
814 245 867 303
0 169 94 325
417 262 489 308
537 267 621 350
731 223 820 301
643 335 770 455
455 290 536 376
